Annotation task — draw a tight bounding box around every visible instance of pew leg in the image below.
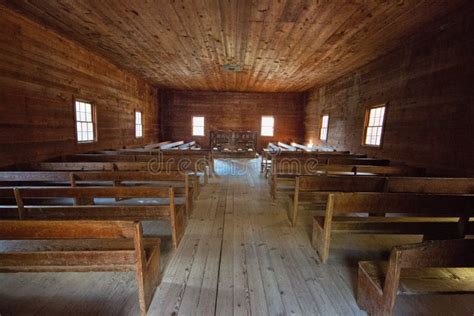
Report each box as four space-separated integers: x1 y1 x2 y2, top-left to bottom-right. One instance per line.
204 168 209 185
312 220 330 263
136 245 161 316
291 198 299 226
170 205 186 249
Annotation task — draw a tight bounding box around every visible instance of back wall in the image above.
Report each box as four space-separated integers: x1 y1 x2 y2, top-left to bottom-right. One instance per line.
161 90 305 151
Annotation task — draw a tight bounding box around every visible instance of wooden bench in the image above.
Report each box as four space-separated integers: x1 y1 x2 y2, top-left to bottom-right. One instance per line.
0 171 198 216
262 151 368 177
0 220 160 316
20 161 209 185
312 192 474 263
270 163 423 199
357 239 474 316
0 186 186 248
290 176 474 225
289 175 386 225
93 147 215 176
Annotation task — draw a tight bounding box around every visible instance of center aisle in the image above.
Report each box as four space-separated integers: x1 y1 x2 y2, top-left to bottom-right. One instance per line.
148 158 363 315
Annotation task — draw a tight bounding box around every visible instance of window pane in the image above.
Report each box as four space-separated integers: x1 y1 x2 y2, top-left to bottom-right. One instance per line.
136 122 143 137
261 116 274 127
193 126 204 136
136 112 142 124
369 109 376 126
75 100 95 142
193 116 204 126
365 106 385 146
85 110 92 122
261 126 273 136
320 128 328 141
322 115 329 128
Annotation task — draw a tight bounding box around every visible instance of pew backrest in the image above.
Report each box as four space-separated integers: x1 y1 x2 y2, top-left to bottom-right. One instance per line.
0 220 138 240
327 192 474 217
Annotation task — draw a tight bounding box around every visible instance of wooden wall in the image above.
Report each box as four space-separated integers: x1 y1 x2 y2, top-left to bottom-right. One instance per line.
304 3 474 176
161 90 305 151
0 6 160 168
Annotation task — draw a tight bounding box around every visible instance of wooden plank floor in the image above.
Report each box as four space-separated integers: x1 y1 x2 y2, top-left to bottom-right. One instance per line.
1 158 473 315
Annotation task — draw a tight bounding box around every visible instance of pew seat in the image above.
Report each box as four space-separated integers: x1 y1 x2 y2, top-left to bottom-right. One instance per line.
311 193 474 263
357 239 474 315
359 262 474 296
313 215 474 235
0 220 161 316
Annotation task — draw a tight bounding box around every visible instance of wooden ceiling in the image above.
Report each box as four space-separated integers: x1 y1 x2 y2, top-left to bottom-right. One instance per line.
2 0 466 92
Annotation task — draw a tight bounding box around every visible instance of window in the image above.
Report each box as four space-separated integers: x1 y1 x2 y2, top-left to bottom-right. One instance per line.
319 114 329 141
135 111 143 138
363 105 386 146
75 100 95 143
261 116 274 136
192 116 205 136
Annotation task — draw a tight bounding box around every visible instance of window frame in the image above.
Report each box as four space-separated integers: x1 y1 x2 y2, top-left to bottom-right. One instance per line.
261 115 275 137
74 98 97 144
135 110 143 138
362 104 387 148
192 116 205 137
319 113 330 142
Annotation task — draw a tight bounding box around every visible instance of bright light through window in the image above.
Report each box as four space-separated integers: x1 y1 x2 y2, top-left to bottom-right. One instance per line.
320 114 329 141
135 111 143 138
75 100 95 143
261 116 274 136
364 105 386 146
192 116 205 136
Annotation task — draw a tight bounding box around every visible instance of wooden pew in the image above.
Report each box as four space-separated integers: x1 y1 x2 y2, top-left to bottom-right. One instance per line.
327 158 390 166
143 140 171 150
270 163 423 199
0 171 198 216
312 192 474 263
289 143 315 151
158 140 184 149
71 172 196 216
20 161 209 185
177 141 196 149
277 142 298 151
0 220 160 316
357 239 474 316
289 175 386 225
0 171 71 185
73 149 215 177
289 176 474 225
261 150 368 176
0 186 185 248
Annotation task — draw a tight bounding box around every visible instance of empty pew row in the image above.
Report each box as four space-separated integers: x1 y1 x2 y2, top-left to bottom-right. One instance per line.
260 149 368 174
357 239 474 315
312 192 474 263
270 164 424 199
14 161 209 185
0 171 198 215
0 220 160 316
289 176 474 225
118 140 185 151
0 186 186 248
71 148 215 177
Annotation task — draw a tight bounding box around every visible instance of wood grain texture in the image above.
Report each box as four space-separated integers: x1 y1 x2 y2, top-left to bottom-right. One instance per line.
0 6 160 168
161 90 305 151
304 2 474 176
1 0 465 92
